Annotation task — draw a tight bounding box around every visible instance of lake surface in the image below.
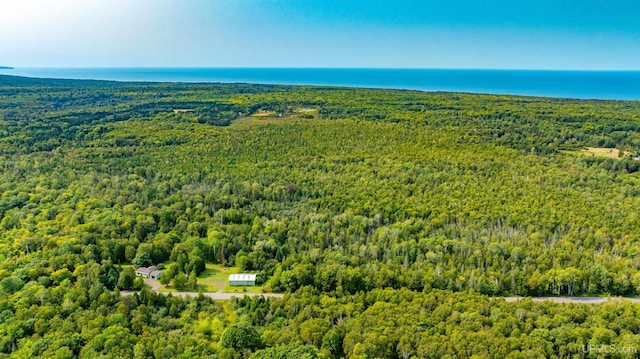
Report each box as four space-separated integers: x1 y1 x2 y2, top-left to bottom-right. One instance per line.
1 68 639 100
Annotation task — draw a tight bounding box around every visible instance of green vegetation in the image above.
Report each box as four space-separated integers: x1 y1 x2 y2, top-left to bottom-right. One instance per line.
1 74 640 357
224 285 264 295
197 264 232 292
196 264 265 293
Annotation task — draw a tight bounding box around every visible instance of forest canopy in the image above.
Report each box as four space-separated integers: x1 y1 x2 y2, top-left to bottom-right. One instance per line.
1 75 640 358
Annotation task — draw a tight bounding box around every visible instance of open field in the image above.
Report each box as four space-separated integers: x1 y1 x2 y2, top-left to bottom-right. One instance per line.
197 263 239 292
145 263 267 293
577 146 635 158
250 110 276 117
147 262 264 293
200 264 267 293
172 109 194 114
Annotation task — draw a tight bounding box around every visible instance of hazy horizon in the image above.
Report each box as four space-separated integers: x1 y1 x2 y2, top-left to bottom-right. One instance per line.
4 66 640 72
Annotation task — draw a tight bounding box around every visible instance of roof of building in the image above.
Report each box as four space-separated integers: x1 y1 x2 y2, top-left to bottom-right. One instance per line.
229 274 257 281
136 266 159 274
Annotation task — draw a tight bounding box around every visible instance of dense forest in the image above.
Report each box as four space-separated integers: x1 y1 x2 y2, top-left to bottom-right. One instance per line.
1 74 640 358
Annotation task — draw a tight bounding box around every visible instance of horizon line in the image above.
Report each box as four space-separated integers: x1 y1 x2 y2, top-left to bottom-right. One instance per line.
3 66 640 72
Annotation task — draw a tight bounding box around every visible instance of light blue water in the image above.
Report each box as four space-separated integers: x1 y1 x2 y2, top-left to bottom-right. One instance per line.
1 68 639 100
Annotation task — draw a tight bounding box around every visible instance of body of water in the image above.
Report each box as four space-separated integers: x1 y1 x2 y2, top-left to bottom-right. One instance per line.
1 67 639 100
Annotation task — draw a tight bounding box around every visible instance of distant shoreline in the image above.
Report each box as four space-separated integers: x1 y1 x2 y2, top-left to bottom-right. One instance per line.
0 66 13 70
0 68 639 100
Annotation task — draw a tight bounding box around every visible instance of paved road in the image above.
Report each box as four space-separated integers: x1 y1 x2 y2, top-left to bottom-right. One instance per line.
501 296 640 304
121 278 284 300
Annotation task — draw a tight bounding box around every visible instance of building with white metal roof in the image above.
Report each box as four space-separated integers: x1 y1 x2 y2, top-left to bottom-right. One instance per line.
229 273 256 286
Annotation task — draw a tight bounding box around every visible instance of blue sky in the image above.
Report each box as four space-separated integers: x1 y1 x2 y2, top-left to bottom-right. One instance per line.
1 0 639 69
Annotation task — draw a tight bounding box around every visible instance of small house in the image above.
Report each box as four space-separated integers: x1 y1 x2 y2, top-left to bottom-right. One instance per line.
229 273 256 286
136 266 161 279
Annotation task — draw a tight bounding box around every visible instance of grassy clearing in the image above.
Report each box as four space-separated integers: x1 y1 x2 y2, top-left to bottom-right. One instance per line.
250 110 276 117
173 109 194 114
152 262 231 292
576 147 634 159
158 285 178 293
200 264 270 293
197 264 240 293
295 107 317 113
156 262 272 293
199 283 219 292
